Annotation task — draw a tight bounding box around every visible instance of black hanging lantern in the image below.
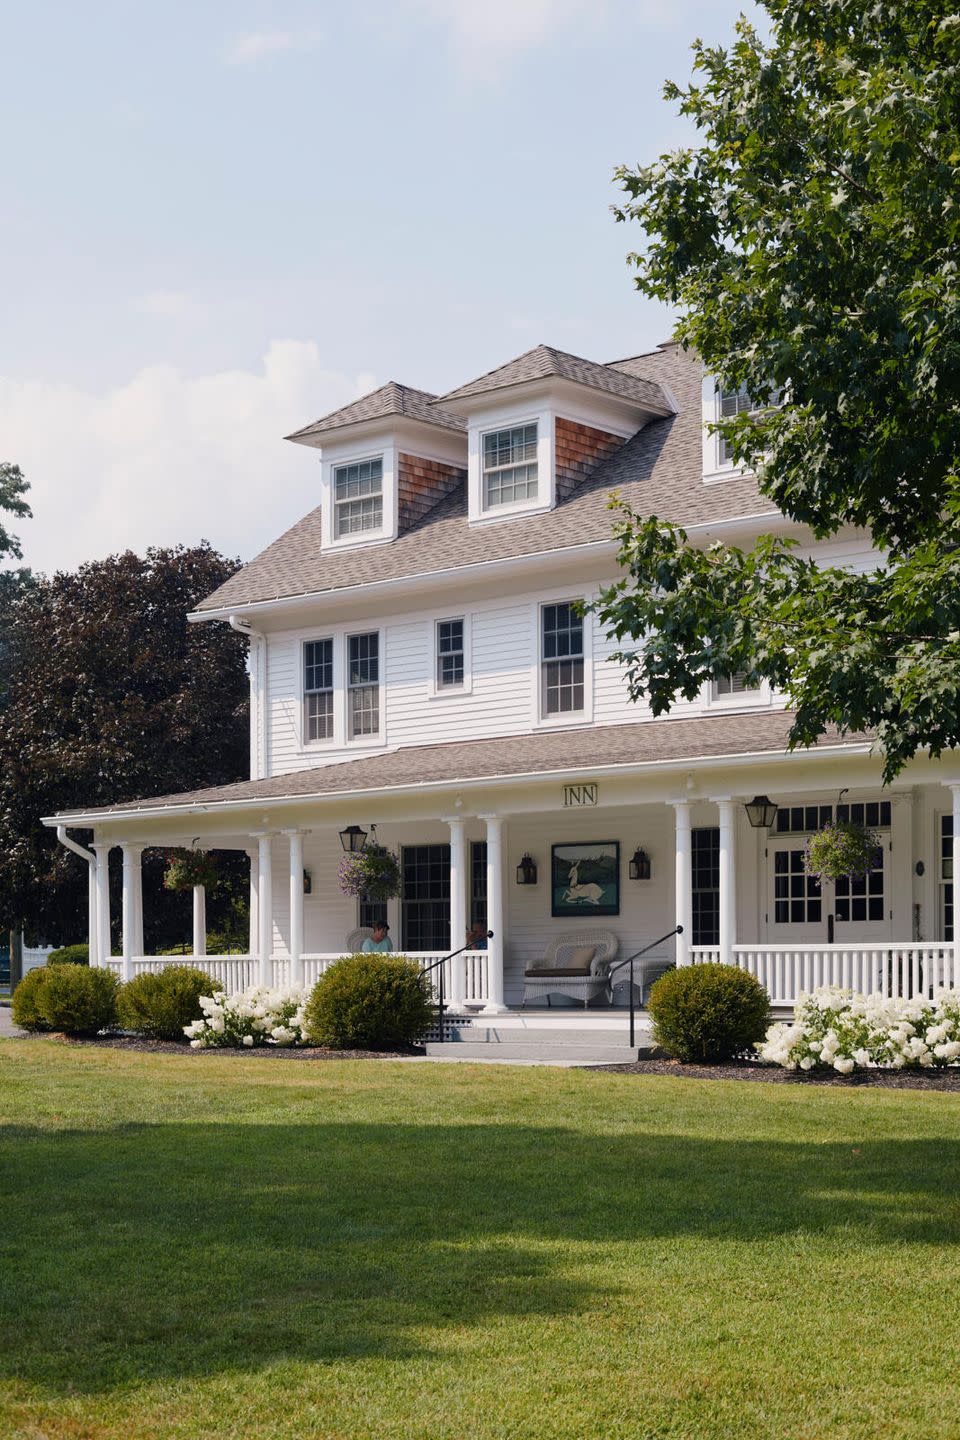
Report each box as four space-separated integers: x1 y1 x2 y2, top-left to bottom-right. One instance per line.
629 847 651 881
516 853 538 886
338 824 368 854
744 795 778 829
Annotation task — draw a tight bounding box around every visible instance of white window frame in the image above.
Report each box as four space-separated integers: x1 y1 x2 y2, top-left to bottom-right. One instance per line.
428 614 473 699
467 404 555 524
347 630 382 742
704 672 773 712
535 596 593 728
319 445 398 553
302 637 335 744
701 374 781 483
480 421 540 510
299 627 385 751
332 455 385 540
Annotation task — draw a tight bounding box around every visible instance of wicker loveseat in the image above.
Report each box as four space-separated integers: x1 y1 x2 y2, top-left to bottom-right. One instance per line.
345 927 374 953
522 930 619 1008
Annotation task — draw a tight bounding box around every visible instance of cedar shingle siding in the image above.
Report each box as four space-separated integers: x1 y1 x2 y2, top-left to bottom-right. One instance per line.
398 453 467 533
554 417 626 501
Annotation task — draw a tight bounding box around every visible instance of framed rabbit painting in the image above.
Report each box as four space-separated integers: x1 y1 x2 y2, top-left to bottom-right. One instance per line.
550 842 620 918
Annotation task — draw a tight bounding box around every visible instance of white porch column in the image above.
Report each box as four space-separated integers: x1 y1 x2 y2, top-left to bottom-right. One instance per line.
673 801 692 965
131 848 144 956
94 842 112 970
717 797 736 967
254 833 274 986
285 830 305 987
480 814 507 1013
952 786 960 979
192 886 207 957
445 815 467 1007
87 856 99 967
247 847 259 958
120 843 137 981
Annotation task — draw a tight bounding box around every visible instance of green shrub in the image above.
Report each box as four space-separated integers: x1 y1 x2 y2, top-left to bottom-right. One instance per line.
648 963 770 1063
47 944 89 966
12 968 52 1031
118 966 215 1040
302 953 435 1050
37 964 119 1037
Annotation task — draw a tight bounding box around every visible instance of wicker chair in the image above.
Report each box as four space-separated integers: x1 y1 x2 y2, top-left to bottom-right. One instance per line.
345 927 374 953
522 930 619 1008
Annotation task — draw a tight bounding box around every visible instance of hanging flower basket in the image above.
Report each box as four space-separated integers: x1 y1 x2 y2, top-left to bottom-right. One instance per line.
337 843 401 901
163 847 220 893
803 821 880 883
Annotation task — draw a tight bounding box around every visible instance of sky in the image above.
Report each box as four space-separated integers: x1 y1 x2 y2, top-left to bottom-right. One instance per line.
1 0 757 576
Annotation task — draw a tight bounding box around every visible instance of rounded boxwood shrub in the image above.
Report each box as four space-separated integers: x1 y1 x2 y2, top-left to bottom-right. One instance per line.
38 964 119 1037
302 953 435 1050
648 964 770 1063
47 944 89 966
118 966 215 1041
11 968 52 1031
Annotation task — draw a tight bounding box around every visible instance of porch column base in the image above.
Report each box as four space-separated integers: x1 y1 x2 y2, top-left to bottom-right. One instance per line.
480 1001 509 1015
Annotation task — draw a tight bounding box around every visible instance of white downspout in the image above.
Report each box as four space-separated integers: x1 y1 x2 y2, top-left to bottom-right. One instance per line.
56 825 99 966
229 614 265 781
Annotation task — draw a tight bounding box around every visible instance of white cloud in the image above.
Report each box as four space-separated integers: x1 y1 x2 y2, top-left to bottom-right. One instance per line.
0 342 376 575
223 30 319 66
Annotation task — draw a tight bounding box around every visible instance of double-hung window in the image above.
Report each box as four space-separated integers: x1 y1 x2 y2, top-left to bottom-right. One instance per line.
348 632 380 737
436 618 464 690
482 423 538 508
542 601 584 716
304 639 334 742
712 671 751 698
717 382 782 465
333 456 383 538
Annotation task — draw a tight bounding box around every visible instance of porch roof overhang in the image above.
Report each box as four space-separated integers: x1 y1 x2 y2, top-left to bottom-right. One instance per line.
44 710 878 830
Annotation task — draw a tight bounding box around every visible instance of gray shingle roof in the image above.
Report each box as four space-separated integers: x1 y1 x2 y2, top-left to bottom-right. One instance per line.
52 711 869 820
438 343 672 412
286 382 467 441
195 345 778 614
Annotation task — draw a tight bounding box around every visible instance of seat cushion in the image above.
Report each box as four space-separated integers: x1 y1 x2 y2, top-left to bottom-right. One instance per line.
525 966 593 978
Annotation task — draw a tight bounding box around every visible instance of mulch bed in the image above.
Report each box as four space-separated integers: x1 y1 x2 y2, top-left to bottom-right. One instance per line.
588 1056 960 1090
39 1033 424 1061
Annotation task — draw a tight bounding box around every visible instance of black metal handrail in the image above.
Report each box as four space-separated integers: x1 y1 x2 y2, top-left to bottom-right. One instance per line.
606 925 684 1047
419 931 494 1042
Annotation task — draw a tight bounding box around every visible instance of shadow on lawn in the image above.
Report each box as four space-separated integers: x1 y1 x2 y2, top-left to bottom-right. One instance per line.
2 1117 960 1393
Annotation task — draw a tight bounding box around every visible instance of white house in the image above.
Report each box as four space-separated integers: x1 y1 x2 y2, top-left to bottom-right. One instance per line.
46 341 960 1023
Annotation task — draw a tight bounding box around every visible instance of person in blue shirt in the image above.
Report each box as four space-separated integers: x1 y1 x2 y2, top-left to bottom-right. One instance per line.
361 923 393 953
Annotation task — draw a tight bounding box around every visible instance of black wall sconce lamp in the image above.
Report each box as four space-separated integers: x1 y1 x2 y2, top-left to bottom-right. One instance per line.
744 795 778 829
303 869 312 895
628 847 652 881
338 824 368 853
516 853 538 886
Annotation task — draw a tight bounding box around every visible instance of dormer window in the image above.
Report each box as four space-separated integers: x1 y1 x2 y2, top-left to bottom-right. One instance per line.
482 423 538 508
718 384 753 463
334 457 384 538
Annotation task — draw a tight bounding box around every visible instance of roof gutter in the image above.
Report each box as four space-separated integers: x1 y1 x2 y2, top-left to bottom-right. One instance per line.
187 511 783 624
42 738 876 828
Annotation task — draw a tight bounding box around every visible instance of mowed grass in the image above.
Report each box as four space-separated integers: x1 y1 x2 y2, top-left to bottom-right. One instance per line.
2 1043 960 1440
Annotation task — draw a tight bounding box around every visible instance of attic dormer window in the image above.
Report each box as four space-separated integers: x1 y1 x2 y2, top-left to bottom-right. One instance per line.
333 456 383 538
482 423 538 508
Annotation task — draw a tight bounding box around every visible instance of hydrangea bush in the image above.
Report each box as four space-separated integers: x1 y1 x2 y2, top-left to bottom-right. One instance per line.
758 987 960 1073
184 985 310 1048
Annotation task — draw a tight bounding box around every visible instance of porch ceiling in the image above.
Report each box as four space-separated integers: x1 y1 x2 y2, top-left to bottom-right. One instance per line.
45 710 874 826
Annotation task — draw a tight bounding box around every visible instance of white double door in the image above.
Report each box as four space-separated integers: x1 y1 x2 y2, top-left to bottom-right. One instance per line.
765 836 890 945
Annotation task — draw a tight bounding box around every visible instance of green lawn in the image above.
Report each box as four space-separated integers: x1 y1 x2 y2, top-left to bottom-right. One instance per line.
2 1043 960 1440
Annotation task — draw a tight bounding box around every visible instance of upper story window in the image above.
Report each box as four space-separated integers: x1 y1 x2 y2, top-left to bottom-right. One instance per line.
334 457 383 538
304 638 334 741
436 618 465 689
348 632 380 737
542 601 584 716
712 671 751 698
718 384 753 464
482 423 538 508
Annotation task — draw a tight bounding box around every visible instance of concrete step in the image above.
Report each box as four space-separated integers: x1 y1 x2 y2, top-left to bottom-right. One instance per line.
425 1030 653 1063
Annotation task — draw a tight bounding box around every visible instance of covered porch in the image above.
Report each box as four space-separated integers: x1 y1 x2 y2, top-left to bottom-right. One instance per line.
46 711 960 1014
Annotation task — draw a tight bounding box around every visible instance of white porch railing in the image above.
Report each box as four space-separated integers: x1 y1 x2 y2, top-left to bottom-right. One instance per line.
100 949 492 1006
691 942 959 1006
